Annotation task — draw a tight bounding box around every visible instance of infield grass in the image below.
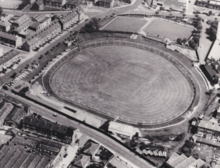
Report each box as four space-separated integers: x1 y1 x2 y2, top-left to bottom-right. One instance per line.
102 17 147 33
50 45 193 124
144 18 193 40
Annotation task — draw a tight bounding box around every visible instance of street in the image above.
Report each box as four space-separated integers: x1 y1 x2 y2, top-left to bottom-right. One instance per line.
2 90 155 168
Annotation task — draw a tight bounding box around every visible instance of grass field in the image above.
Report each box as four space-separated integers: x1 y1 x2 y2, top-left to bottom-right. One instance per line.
144 19 193 40
102 17 147 33
50 45 194 124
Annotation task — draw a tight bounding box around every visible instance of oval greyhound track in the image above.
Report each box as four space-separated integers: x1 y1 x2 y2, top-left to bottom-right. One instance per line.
49 41 195 125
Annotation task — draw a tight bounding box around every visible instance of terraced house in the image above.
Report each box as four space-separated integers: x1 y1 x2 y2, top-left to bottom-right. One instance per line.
0 20 11 32
22 19 61 52
21 115 73 143
44 0 67 8
59 10 78 30
196 0 220 9
0 32 23 47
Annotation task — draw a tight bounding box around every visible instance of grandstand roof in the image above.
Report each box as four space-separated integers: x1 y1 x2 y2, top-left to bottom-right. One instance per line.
109 122 134 137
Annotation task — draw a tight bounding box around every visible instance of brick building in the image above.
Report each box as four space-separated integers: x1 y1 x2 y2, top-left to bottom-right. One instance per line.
0 20 11 32
44 0 67 8
96 0 114 8
21 115 73 143
0 32 23 47
59 10 78 30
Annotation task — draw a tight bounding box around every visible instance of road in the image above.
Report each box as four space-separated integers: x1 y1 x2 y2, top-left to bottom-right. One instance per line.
1 90 155 168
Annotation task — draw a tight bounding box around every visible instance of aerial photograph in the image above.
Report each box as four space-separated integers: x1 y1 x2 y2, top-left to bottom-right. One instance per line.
0 0 220 167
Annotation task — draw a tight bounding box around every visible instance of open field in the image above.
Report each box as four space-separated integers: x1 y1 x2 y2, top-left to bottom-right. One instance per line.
102 17 147 32
50 45 194 125
0 0 22 8
144 19 193 40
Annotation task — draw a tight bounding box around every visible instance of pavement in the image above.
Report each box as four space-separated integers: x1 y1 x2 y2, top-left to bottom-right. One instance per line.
197 21 213 64
1 90 155 168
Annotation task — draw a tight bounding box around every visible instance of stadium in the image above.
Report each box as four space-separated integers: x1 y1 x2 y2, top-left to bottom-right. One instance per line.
44 40 198 126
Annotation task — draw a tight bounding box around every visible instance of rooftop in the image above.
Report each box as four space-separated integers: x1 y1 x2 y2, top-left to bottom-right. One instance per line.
30 22 41 29
14 15 29 25
73 154 90 167
22 115 70 135
109 121 134 136
0 32 19 41
196 137 220 147
188 158 205 168
166 153 187 167
175 156 196 168
198 120 220 132
0 20 10 27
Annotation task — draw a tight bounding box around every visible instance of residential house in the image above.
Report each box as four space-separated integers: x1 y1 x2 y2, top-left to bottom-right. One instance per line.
13 19 34 35
0 20 11 32
196 0 208 7
12 15 29 27
96 0 114 8
152 0 187 12
22 20 61 52
21 114 73 143
64 0 81 9
37 140 62 155
195 120 220 137
29 17 52 32
31 0 45 10
83 141 99 158
44 0 67 8
208 0 220 9
0 32 23 47
59 10 78 30
4 107 27 128
73 154 90 168
166 152 205 168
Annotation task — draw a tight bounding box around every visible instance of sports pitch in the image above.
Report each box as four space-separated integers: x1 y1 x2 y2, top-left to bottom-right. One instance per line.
144 18 193 40
102 17 147 33
50 45 194 125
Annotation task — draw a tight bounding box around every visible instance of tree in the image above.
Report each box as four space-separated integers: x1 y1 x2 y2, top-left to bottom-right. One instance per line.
196 23 203 30
189 39 196 49
11 72 17 78
209 11 213 16
194 36 200 44
183 13 186 18
182 38 187 43
177 38 183 44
